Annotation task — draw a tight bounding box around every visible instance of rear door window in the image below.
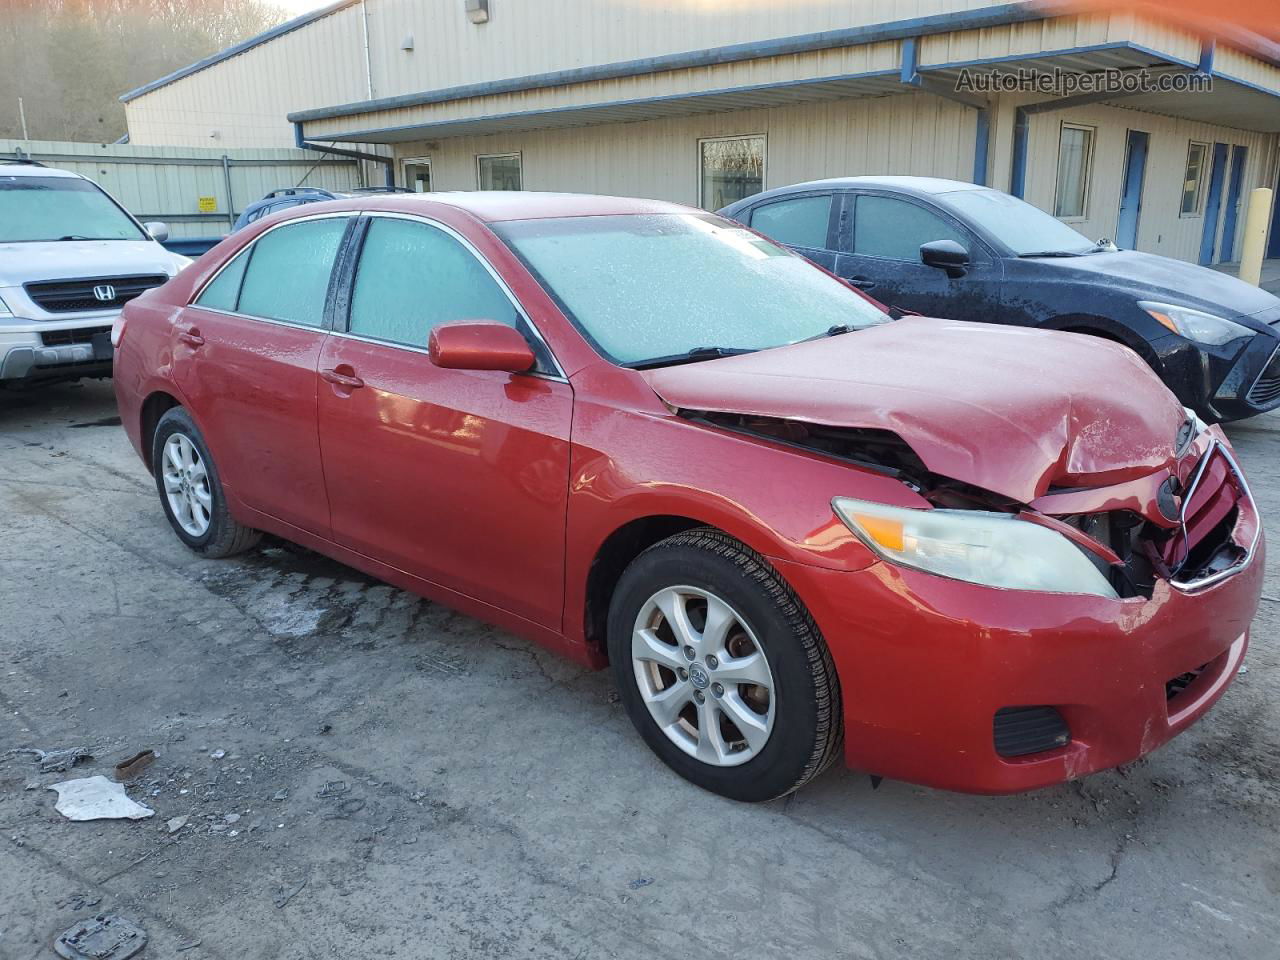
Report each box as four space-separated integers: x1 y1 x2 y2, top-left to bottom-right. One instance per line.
852 195 968 261
236 217 348 327
748 194 833 250
195 247 251 312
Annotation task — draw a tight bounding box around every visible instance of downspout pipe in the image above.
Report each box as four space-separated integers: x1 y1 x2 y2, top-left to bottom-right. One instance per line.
293 122 395 187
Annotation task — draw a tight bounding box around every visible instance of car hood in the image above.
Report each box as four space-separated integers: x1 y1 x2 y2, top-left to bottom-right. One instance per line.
0 239 181 287
641 317 1186 503
1031 250 1280 324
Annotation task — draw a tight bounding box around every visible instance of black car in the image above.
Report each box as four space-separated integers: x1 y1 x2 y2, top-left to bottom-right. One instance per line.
719 177 1280 422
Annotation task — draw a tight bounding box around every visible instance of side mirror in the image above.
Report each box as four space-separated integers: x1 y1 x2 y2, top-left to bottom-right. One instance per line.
429 320 536 373
920 239 969 278
144 221 170 243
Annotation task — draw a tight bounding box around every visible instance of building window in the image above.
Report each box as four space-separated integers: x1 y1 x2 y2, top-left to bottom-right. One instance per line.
699 135 765 210
403 158 432 192
1053 123 1094 220
477 153 522 191
1181 141 1209 216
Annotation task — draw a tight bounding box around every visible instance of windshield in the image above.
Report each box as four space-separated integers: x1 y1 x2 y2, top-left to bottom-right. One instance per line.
495 214 890 366
0 175 146 243
936 188 1095 256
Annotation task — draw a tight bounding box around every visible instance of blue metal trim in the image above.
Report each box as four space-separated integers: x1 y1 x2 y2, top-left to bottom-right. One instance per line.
1010 107 1029 199
900 37 920 86
289 1 1052 123
973 108 990 186
1209 71 1280 104
1199 39 1216 75
120 0 361 102
306 70 902 144
293 122 395 186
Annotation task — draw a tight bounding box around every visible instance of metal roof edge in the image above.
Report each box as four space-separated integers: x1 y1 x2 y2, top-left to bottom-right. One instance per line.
119 0 361 103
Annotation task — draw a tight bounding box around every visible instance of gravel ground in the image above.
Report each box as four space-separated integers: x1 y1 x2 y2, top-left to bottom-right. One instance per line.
1 379 1278 960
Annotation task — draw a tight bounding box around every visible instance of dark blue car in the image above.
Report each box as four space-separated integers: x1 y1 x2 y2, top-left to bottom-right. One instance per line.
720 177 1280 422
232 186 412 232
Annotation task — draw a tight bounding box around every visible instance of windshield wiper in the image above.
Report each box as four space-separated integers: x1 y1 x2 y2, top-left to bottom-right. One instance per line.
55 235 121 241
1018 250 1085 258
629 346 756 370
799 323 860 343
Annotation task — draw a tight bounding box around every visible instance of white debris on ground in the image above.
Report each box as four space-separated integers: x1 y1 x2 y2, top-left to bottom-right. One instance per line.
48 776 155 822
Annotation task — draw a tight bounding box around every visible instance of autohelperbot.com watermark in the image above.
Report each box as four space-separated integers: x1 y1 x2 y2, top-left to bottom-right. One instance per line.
955 66 1213 96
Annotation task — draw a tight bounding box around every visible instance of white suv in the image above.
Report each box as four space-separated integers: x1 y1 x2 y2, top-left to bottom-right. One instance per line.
0 161 192 387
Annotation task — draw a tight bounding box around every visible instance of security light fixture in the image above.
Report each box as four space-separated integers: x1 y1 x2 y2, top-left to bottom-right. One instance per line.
466 0 490 24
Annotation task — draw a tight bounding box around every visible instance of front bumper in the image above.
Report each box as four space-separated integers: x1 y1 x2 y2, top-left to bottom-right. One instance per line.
777 523 1263 794
0 314 115 383
1157 329 1280 421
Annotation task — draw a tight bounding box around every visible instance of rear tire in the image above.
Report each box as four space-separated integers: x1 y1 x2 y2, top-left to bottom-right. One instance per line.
152 407 261 558
607 527 842 801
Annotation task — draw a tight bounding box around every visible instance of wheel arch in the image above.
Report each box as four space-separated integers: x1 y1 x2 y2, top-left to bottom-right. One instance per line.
139 390 182 472
582 515 710 662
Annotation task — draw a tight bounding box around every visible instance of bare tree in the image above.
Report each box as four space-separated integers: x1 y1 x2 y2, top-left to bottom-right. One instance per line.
0 0 286 142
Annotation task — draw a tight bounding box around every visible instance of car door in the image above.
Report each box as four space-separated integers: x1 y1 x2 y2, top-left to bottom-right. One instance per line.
316 213 573 629
834 191 1004 321
177 214 352 537
741 191 839 270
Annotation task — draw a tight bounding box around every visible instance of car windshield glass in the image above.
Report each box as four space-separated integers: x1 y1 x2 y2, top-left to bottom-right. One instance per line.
0 175 146 242
495 213 890 366
936 188 1095 256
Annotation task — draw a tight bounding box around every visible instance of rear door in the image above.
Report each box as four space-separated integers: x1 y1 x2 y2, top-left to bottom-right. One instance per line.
316 214 573 629
741 191 839 270
177 214 352 536
834 191 1004 322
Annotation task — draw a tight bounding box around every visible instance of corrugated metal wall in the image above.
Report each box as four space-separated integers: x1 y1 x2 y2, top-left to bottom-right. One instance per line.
390 91 976 205
365 0 995 101
124 3 369 148
0 140 362 238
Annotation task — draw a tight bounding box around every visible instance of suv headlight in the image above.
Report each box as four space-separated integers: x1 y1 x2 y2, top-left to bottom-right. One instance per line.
1140 301 1253 346
0 294 11 318
832 498 1118 599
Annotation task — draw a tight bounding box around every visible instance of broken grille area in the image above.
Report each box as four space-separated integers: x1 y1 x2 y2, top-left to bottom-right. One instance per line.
1161 446 1245 586
25 274 167 313
1166 662 1211 702
994 706 1070 758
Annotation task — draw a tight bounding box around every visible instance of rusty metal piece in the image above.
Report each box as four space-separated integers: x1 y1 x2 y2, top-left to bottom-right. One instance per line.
113 750 156 782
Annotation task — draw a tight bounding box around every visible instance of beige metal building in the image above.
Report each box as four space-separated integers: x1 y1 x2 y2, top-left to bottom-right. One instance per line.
121 0 1280 265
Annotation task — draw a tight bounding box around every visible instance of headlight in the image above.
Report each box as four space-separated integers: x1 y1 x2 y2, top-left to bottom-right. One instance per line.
1140 301 1253 346
0 294 11 318
832 497 1119 599
170 255 194 275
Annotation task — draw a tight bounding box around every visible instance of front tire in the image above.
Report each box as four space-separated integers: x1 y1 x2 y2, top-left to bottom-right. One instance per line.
607 528 842 801
152 407 261 558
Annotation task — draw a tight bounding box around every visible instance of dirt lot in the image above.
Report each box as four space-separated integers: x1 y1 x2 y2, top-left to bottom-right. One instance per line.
2 379 1279 960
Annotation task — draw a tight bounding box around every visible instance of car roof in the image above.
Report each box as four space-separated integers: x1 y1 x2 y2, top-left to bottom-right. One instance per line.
346 191 695 223
723 176 989 210
0 163 82 179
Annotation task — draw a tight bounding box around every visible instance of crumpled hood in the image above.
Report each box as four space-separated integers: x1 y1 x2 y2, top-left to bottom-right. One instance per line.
0 239 181 287
642 317 1186 503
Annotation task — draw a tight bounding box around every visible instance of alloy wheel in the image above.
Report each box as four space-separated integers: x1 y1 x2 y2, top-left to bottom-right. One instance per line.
161 433 212 537
631 585 776 767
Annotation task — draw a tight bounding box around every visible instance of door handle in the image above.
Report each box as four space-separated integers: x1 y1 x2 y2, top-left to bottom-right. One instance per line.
320 367 365 390
846 276 876 290
177 328 204 347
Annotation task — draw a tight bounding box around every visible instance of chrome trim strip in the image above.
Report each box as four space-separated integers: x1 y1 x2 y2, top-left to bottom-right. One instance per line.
1170 439 1261 593
1245 341 1280 406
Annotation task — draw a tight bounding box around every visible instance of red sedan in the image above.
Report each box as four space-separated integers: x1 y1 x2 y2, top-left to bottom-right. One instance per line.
113 193 1263 800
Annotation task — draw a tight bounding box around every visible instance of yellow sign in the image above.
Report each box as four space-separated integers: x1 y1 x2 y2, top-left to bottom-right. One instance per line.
197 196 217 213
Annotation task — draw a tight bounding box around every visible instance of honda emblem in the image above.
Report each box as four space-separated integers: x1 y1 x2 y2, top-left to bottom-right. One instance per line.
93 284 116 302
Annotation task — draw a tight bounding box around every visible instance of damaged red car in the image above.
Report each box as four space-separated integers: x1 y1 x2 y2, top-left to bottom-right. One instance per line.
113 193 1263 800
